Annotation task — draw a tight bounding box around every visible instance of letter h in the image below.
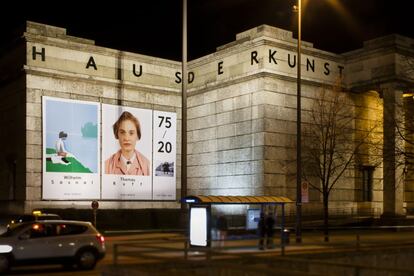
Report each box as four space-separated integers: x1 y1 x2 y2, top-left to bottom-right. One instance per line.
32 46 45 61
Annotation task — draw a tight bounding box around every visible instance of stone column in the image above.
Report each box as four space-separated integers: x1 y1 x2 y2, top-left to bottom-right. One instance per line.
403 94 414 214
382 83 405 217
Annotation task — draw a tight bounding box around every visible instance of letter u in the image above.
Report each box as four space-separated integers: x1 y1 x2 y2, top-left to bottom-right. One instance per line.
133 64 142 77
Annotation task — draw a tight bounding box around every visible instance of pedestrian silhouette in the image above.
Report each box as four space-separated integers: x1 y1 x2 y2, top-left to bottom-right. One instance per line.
257 212 266 250
216 215 228 247
265 213 275 249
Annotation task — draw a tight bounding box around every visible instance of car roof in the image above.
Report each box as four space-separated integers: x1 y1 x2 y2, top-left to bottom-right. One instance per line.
32 220 92 225
36 214 61 218
13 219 92 226
37 213 60 216
2 220 97 237
16 213 60 218
12 214 61 223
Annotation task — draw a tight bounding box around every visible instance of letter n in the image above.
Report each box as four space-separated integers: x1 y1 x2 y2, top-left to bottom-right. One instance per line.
306 58 315 72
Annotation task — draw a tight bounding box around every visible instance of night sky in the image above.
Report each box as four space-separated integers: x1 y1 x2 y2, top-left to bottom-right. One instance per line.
0 0 411 61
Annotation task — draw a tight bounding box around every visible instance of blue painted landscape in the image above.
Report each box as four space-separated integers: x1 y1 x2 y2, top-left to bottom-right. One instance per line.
45 99 99 173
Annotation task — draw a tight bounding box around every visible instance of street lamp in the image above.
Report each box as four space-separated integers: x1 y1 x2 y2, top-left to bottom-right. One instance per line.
293 0 302 244
181 0 188 218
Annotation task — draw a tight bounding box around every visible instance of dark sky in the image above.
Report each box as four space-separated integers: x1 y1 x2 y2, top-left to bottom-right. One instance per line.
0 0 411 61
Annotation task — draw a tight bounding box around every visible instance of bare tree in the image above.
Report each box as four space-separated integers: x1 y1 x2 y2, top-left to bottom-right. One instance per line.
380 57 414 202
302 82 381 242
389 92 414 203
395 54 414 173
397 56 414 169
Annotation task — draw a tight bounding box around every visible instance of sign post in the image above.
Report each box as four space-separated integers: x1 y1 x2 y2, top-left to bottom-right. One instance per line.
91 200 99 227
301 181 309 203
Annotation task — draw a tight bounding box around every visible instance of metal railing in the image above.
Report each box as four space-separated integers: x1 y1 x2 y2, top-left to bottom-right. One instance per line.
110 231 414 275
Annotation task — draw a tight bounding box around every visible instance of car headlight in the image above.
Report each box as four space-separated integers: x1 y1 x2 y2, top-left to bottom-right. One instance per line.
0 245 13 253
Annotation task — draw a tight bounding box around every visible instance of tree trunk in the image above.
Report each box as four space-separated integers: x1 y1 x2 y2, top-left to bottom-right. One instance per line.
323 192 329 242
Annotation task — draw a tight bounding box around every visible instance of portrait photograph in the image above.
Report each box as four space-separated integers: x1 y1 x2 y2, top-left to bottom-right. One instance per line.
101 104 152 200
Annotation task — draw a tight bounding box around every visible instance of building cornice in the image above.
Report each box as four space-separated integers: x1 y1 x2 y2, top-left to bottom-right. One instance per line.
188 70 339 96
24 65 181 95
24 33 180 68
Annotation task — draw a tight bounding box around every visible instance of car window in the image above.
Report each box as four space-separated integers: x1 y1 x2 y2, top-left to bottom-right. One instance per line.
1 223 29 237
58 224 88 236
22 223 58 239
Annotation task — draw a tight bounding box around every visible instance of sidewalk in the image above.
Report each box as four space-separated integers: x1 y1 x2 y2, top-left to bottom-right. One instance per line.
102 228 414 275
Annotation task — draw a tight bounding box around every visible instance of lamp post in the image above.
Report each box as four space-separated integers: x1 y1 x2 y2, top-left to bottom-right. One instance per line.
181 0 188 214
295 0 302 244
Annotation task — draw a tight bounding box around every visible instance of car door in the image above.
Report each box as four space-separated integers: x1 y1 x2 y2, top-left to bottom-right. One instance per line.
46 223 77 258
13 223 56 260
54 223 90 257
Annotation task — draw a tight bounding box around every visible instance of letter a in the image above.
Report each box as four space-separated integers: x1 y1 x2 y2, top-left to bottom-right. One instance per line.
86 56 97 70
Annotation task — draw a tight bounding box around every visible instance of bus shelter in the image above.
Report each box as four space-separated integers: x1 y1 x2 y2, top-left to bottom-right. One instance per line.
182 195 293 251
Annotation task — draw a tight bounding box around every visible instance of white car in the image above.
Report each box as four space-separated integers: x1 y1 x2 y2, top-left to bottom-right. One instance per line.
0 220 105 273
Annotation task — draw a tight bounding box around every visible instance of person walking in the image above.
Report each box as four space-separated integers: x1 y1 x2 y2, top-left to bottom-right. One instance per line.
216 215 228 247
265 213 275 249
257 212 266 250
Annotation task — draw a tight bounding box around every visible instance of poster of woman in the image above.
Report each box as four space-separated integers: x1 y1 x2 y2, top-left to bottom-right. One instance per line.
42 97 100 200
101 104 152 200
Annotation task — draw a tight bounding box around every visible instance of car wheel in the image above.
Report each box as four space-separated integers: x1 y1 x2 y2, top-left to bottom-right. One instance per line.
76 250 97 270
0 254 10 273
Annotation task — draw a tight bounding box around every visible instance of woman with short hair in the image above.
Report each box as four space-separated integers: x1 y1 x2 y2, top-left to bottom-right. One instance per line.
105 111 150 175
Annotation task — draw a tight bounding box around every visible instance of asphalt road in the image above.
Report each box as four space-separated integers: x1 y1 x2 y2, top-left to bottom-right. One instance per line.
4 232 182 275
4 229 414 275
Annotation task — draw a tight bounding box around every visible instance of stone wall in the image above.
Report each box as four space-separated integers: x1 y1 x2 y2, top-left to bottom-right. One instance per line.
10 21 183 213
1 22 414 219
185 25 380 217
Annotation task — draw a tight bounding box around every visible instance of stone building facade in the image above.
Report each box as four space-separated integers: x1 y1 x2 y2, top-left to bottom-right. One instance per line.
0 22 182 216
0 22 413 221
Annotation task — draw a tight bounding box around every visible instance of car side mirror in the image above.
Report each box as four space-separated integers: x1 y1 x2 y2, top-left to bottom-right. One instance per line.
19 233 30 240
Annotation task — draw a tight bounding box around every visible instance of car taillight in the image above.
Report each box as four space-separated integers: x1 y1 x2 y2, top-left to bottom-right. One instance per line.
96 234 105 245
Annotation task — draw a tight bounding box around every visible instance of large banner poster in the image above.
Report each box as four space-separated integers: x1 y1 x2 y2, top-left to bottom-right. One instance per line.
101 104 153 200
153 111 177 200
42 98 176 201
42 97 100 199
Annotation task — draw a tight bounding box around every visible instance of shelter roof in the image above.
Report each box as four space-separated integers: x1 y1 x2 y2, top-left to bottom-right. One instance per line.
182 195 293 204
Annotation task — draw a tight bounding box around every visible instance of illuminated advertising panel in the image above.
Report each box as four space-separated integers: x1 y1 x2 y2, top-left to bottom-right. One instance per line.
190 207 209 247
42 97 176 201
42 97 100 199
246 209 261 230
152 111 177 200
101 104 153 200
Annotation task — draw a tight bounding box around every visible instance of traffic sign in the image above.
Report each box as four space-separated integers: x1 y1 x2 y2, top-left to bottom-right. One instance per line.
91 200 99 209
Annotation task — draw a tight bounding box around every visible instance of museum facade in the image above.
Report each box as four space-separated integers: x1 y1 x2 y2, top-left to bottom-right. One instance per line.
0 22 413 221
